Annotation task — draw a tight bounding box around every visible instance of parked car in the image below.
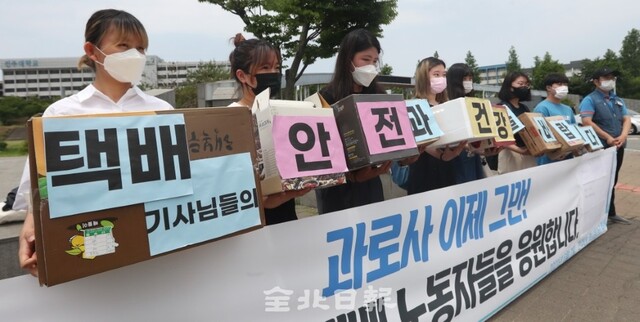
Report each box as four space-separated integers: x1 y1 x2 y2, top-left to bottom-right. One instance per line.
574 109 640 135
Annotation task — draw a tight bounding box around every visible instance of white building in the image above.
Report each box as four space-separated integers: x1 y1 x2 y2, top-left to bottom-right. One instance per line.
1 57 94 98
0 56 230 99
477 60 585 86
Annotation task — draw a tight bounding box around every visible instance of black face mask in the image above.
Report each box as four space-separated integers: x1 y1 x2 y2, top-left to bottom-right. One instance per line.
250 72 282 98
512 86 531 101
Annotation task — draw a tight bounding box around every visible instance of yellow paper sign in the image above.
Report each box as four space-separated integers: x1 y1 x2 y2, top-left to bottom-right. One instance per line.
465 98 498 138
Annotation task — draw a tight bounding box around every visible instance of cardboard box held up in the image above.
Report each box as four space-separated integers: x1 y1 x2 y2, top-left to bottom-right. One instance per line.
544 116 585 160
28 107 263 286
573 124 604 153
517 112 562 157
404 99 444 147
331 94 419 170
468 104 518 153
252 89 347 195
430 97 499 148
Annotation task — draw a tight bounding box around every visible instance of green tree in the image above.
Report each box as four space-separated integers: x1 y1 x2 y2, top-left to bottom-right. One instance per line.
0 96 52 125
175 61 230 108
568 60 592 98
571 49 623 97
505 46 521 73
464 50 481 83
379 63 393 76
620 28 640 77
618 29 640 98
200 0 398 100
620 77 640 99
530 52 565 90
433 51 439 59
602 49 622 70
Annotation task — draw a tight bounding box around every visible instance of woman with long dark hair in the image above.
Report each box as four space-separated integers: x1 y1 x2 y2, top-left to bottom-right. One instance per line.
315 29 391 214
496 71 536 173
446 63 486 183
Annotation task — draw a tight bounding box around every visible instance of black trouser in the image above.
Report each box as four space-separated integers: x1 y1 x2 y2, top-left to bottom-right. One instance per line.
609 147 625 217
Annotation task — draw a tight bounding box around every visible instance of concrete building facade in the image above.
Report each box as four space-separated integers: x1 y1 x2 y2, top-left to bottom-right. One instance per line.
477 60 586 85
0 56 230 99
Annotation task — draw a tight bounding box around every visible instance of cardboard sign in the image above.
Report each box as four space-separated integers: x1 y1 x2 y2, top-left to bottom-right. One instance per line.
466 98 498 137
517 113 562 157
430 97 499 148
272 115 347 178
470 105 517 153
144 153 260 256
492 105 516 145
28 107 264 286
503 105 525 134
355 101 417 155
253 89 347 195
545 117 585 160
576 125 604 152
42 115 193 218
404 99 443 146
332 94 418 170
533 116 557 143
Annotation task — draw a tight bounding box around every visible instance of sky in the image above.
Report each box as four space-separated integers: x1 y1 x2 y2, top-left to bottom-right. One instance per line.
1 0 638 78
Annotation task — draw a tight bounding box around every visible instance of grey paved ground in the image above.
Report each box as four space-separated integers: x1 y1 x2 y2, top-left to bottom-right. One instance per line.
0 156 26 279
2 150 639 320
0 156 25 199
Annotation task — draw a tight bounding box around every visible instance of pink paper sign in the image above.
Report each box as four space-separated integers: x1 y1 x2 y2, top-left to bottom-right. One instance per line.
356 101 416 155
272 115 347 179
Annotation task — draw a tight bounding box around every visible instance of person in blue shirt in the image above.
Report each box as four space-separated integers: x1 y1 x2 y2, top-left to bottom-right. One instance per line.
533 73 576 165
579 67 631 224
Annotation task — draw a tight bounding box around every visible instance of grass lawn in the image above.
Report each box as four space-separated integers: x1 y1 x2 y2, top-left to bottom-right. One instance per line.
0 140 28 157
0 125 28 156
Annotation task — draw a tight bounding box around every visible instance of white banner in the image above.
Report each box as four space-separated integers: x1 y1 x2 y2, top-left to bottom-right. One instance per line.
0 149 615 321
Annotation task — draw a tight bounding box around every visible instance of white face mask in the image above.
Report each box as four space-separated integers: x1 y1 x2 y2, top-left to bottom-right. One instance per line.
553 85 569 99
95 47 146 85
352 63 378 87
463 80 473 94
599 79 616 92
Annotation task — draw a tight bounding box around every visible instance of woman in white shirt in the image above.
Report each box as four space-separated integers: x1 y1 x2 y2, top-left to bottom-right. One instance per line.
16 9 173 276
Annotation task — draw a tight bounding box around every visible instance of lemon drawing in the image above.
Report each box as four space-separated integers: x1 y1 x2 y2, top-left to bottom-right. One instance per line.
65 234 84 256
70 235 84 247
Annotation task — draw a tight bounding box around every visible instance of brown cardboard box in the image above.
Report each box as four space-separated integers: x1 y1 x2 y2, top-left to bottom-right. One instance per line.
544 116 585 160
28 107 264 286
517 112 562 157
331 94 419 170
